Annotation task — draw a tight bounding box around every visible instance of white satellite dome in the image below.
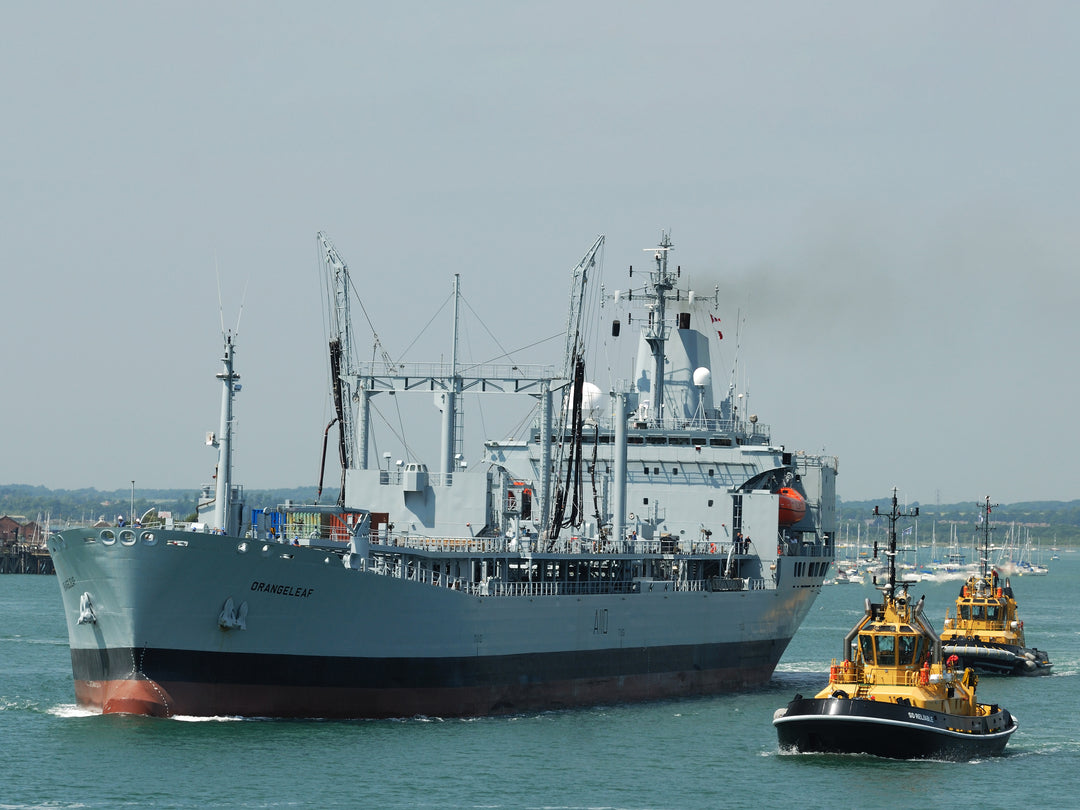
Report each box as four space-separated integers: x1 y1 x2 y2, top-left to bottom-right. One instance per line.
692 367 712 388
581 382 602 412
564 381 604 417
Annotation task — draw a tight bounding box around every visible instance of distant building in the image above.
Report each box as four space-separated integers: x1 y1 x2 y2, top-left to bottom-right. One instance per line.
19 521 43 545
1 516 45 547
1 515 21 545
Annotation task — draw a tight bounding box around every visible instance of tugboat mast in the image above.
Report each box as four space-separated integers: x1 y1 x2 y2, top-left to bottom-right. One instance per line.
978 495 999 580
873 487 919 599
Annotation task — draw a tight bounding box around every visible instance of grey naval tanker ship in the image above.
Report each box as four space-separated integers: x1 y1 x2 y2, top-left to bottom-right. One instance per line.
49 231 838 719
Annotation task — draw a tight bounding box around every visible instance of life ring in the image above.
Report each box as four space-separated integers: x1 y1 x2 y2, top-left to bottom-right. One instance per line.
710 543 717 554
628 512 635 521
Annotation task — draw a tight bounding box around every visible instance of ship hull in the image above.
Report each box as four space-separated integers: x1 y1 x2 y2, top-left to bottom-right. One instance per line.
773 696 1017 760
50 527 820 718
72 643 778 718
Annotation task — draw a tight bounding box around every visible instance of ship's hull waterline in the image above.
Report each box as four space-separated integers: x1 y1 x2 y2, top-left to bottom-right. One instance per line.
71 645 781 719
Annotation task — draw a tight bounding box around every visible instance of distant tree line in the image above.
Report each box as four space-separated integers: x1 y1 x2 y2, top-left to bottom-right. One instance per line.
0 484 321 527
840 499 1080 546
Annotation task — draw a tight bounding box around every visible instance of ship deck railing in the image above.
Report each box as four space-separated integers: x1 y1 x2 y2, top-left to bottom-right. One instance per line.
828 664 923 689
372 534 829 558
365 554 764 596
827 660 965 689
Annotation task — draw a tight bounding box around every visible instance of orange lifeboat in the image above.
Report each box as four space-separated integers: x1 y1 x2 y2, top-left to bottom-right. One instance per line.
778 487 807 525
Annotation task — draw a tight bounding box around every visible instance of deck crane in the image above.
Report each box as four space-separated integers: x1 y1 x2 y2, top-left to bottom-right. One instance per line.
317 231 398 503
548 235 604 539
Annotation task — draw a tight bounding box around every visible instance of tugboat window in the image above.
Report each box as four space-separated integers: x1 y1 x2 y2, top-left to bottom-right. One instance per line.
859 635 874 664
898 635 919 667
875 635 896 667
986 605 1000 622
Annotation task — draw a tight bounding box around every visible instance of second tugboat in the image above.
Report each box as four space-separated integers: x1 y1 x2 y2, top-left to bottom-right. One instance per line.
773 489 1018 760
940 496 1052 676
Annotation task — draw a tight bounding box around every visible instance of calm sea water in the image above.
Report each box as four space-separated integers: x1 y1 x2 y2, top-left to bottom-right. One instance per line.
2 554 1077 810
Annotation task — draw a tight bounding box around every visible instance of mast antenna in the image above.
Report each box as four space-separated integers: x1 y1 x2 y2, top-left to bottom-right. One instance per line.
873 488 919 599
978 496 999 579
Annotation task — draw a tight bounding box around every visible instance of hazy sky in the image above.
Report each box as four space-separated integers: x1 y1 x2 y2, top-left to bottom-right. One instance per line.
3 2 1078 507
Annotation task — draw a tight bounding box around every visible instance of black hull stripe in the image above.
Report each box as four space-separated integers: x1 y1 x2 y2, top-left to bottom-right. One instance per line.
72 640 782 690
773 697 1016 759
71 641 785 718
774 713 1017 741
775 717 1015 759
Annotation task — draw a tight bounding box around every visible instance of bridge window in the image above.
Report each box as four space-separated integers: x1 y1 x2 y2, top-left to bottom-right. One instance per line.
875 635 896 667
859 635 874 665
898 635 920 667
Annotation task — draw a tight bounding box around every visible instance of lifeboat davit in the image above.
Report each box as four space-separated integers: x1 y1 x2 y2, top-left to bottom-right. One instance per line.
777 487 807 525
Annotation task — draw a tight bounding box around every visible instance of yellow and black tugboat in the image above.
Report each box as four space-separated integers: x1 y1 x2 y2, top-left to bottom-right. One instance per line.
940 496 1051 676
773 490 1017 760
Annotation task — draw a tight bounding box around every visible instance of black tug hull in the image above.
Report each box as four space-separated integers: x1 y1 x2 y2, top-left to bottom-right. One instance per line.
773 696 1017 760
